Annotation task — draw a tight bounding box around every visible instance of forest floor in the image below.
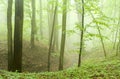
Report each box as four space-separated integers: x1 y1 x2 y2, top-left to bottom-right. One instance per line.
0 56 120 79
0 41 76 72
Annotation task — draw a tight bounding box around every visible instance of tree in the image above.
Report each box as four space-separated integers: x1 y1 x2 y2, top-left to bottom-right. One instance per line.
13 0 24 72
7 0 13 71
78 0 84 67
31 0 36 48
59 0 67 70
39 0 43 39
48 0 58 71
52 13 59 52
116 7 120 56
89 12 107 58
84 0 107 58
47 0 54 44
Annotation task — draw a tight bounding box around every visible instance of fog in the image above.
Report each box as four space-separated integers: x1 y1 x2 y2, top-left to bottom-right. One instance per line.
0 0 119 72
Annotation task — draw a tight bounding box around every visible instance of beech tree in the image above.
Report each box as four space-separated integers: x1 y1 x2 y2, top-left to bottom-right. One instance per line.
7 0 13 71
31 0 36 48
59 0 67 70
13 0 24 72
48 0 58 71
78 0 84 67
39 0 43 39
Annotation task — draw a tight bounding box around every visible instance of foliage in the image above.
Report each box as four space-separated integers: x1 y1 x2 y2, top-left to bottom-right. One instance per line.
0 57 120 79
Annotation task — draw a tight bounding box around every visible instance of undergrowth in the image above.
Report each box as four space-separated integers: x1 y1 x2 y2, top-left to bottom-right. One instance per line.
0 56 120 79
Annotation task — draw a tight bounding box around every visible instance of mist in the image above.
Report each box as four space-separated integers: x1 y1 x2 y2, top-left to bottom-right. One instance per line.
0 0 119 74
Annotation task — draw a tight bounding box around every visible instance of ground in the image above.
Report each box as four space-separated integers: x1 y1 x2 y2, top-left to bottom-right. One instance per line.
0 56 120 79
0 41 75 72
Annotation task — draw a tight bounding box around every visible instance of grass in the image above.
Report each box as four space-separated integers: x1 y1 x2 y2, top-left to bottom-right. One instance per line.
0 56 120 79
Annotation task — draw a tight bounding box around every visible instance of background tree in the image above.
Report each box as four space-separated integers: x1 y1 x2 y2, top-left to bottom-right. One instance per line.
48 0 58 71
47 0 54 44
39 0 43 39
52 10 59 52
59 0 67 70
7 0 13 71
31 0 36 48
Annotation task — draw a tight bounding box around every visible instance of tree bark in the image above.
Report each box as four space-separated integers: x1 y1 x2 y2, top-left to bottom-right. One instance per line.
59 0 67 70
47 0 54 44
78 0 84 67
13 0 24 72
40 0 43 39
48 0 58 71
31 0 36 48
7 0 13 71
89 12 107 58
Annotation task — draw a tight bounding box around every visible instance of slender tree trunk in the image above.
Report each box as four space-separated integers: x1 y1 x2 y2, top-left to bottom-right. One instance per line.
116 18 120 56
59 0 67 70
52 1 59 52
13 0 24 72
48 0 58 71
112 0 117 50
47 0 54 44
116 29 120 56
115 7 120 55
113 26 119 50
55 13 59 51
89 12 107 58
7 0 13 71
75 0 85 64
31 0 36 48
40 0 43 39
78 0 84 67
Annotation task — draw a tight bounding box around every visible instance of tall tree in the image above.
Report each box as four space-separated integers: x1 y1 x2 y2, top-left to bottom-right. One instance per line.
59 0 67 70
52 13 59 52
31 0 36 48
89 12 107 58
116 7 120 56
48 0 58 71
7 0 13 71
51 0 59 52
13 0 24 72
40 0 43 39
47 0 54 44
78 0 84 67
116 29 120 56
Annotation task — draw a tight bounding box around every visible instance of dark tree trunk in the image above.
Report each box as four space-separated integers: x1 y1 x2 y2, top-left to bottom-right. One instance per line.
13 0 24 72
59 0 67 70
7 0 13 71
78 0 84 67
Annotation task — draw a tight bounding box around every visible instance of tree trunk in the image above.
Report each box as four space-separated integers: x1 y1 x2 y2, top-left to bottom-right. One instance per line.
55 13 59 51
47 0 54 44
52 1 59 52
13 0 24 72
40 0 43 39
78 0 84 67
31 0 36 48
7 0 13 71
116 29 120 56
48 0 58 71
59 0 67 70
89 12 107 58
